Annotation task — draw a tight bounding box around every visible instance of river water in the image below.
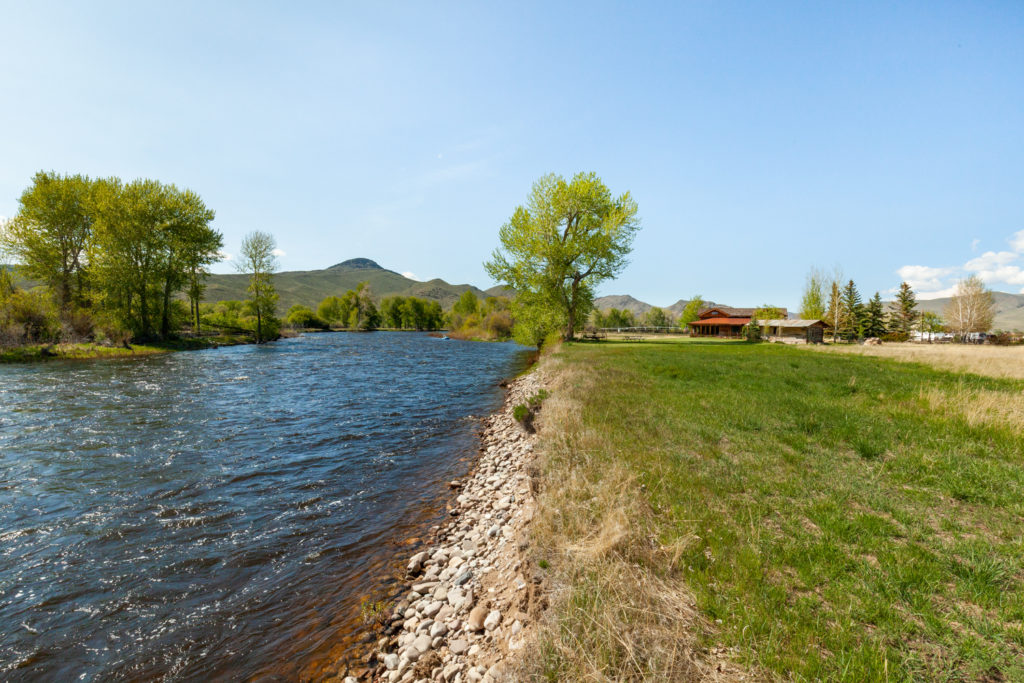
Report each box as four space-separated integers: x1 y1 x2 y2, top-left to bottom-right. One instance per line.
0 332 531 681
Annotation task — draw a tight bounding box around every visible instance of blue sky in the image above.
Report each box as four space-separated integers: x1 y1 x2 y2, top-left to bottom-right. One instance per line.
1 1 1022 309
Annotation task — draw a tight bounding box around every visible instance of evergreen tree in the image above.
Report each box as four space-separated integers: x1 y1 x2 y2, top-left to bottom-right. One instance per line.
841 280 864 340
863 292 887 338
890 281 919 337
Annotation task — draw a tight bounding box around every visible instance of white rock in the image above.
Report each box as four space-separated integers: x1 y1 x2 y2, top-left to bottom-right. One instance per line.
385 653 400 670
412 632 432 653
408 551 428 573
484 610 502 631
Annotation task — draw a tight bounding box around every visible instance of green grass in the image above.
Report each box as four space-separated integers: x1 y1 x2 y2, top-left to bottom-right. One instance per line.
0 335 252 363
543 341 1024 681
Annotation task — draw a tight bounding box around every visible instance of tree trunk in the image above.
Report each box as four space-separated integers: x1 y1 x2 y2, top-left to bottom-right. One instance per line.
160 275 173 339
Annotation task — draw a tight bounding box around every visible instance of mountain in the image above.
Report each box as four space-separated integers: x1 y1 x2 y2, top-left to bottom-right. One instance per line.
202 258 493 312
594 295 725 318
916 292 1024 331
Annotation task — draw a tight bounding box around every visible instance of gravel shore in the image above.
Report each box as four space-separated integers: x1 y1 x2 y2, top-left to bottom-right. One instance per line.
351 369 546 683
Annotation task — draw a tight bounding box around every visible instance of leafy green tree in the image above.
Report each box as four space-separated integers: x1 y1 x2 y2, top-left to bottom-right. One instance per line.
919 311 943 342
841 280 865 339
484 172 640 343
863 292 887 338
799 267 827 319
825 281 845 342
678 296 705 329
157 187 220 337
0 266 14 301
644 307 670 327
286 304 328 330
318 295 346 325
2 171 98 311
379 296 403 328
91 178 167 338
753 304 786 321
453 290 479 318
360 299 380 330
236 230 279 342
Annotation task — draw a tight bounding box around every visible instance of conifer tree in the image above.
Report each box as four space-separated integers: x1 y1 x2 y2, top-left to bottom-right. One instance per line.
890 281 919 337
863 292 887 338
841 279 865 340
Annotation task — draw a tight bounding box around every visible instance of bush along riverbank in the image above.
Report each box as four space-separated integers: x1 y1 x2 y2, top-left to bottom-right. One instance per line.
361 370 548 683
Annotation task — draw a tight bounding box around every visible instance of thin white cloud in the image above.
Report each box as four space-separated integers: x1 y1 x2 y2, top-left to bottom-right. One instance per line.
897 229 1024 298
272 248 286 258
218 251 232 261
1010 230 1024 253
896 265 955 292
965 250 1017 271
402 271 420 281
971 238 980 251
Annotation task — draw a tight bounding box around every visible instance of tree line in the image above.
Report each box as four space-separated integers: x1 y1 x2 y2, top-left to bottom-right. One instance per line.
799 268 996 342
1 171 223 346
277 284 447 332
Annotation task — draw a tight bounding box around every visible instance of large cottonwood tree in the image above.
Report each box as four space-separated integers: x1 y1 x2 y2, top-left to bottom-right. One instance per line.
485 173 639 344
2 172 98 311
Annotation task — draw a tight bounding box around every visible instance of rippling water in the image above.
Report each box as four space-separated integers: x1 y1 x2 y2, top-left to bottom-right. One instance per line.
0 332 531 681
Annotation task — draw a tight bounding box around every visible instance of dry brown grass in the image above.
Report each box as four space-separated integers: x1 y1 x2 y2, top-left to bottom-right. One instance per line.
919 383 1024 430
519 355 754 682
815 342 1024 380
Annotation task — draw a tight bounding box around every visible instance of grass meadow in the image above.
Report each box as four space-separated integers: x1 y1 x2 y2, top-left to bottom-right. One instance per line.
526 340 1024 681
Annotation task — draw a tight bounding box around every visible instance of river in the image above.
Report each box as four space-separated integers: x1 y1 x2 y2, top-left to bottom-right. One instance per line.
0 332 531 681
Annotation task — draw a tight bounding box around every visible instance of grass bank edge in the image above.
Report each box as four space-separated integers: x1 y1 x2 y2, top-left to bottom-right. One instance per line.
0 335 256 363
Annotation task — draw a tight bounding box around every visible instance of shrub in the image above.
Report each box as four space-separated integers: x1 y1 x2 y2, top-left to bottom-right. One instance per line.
94 313 134 347
513 404 531 422
62 308 95 342
744 320 762 342
3 289 59 343
881 331 909 342
286 305 329 330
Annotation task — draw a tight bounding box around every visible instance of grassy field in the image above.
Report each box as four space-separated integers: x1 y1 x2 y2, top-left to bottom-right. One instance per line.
527 340 1024 681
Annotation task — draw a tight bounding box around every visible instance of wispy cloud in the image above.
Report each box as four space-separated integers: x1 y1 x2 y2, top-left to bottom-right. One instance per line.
218 251 233 262
402 271 420 281
272 248 286 258
897 229 1024 298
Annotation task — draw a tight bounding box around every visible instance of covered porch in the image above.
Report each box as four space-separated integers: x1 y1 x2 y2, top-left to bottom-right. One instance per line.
688 317 750 338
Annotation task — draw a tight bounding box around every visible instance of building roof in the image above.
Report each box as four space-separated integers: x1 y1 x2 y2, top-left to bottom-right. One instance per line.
757 319 829 328
698 306 790 319
690 317 751 326
699 307 756 318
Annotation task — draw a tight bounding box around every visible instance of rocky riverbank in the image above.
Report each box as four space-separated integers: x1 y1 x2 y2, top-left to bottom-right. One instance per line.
360 369 547 683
